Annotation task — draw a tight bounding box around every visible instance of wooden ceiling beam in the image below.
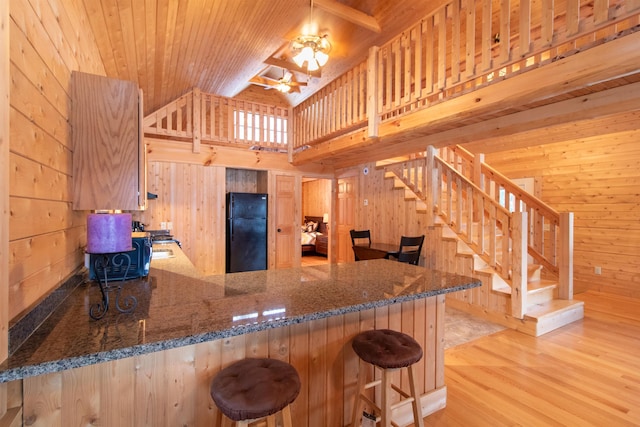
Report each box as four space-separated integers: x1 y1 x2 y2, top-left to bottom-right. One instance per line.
314 0 381 33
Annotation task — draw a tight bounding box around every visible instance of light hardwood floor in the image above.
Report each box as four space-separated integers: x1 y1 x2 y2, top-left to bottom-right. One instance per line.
422 291 640 426
301 254 329 266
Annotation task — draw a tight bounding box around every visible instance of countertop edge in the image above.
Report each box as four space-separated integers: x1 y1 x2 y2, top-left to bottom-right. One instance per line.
0 279 480 382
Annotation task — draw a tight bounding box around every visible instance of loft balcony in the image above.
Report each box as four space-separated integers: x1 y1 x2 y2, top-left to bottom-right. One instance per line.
144 0 640 169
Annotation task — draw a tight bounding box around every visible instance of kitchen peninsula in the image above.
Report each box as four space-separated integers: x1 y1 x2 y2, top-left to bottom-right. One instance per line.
1 243 479 426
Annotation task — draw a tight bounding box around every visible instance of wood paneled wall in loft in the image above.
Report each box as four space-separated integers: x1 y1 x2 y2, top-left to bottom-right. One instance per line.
234 84 292 108
8 0 106 321
483 130 640 297
354 164 429 249
302 179 331 220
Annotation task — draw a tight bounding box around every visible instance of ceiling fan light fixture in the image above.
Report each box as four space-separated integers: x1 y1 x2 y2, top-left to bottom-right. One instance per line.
290 35 331 72
290 0 331 73
307 58 320 72
276 81 291 93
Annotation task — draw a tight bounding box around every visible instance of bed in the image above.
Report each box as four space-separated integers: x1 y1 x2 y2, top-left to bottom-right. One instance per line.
301 216 328 256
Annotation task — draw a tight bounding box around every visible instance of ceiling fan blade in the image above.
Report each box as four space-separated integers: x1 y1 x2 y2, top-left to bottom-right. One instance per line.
288 80 307 87
249 75 280 87
283 71 293 82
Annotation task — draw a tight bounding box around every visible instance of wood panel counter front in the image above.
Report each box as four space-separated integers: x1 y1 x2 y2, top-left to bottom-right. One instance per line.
1 243 480 426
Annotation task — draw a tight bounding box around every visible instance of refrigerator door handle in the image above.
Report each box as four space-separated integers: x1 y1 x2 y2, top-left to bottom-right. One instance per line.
229 221 233 241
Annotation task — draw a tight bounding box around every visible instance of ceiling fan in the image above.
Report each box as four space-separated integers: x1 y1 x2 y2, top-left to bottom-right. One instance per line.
249 71 307 93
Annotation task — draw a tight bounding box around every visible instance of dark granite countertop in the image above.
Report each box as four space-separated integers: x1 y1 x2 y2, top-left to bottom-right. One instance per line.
0 243 480 382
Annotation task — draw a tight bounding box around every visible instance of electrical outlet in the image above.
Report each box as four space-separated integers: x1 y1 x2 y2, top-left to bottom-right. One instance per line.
167 221 173 230
594 266 602 275
160 221 166 229
363 199 369 206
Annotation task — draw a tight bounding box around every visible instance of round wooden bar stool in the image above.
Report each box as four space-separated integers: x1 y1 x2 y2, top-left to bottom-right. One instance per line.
351 329 425 427
210 358 301 427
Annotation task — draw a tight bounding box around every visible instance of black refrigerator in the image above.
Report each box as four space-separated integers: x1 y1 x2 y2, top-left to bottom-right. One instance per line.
226 192 268 273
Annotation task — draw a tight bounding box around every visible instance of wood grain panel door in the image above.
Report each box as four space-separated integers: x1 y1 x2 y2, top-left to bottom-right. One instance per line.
273 174 299 269
337 177 356 263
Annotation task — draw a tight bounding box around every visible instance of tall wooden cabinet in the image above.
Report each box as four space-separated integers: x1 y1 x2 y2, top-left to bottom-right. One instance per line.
71 71 145 211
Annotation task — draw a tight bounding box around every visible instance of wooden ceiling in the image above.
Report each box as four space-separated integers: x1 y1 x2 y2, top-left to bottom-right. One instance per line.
83 0 447 115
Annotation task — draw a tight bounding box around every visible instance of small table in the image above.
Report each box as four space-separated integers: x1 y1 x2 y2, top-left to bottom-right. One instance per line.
353 243 399 260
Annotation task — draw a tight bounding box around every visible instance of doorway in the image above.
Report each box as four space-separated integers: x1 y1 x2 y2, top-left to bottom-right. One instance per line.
301 177 331 266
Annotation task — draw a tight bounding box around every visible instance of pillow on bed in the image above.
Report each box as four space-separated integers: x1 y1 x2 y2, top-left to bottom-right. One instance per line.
308 221 318 232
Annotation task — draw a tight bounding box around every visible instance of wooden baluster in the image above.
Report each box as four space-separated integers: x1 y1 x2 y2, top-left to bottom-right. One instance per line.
426 147 436 225
466 183 473 244
378 47 386 115
413 26 422 100
558 212 574 300
594 0 609 24
499 0 510 64
489 204 497 267
177 97 183 135
541 0 554 47
565 0 580 36
520 0 532 57
368 47 380 137
481 0 492 71
451 0 461 84
424 17 434 95
437 7 447 90
465 0 476 78
393 38 402 107
456 176 463 233
511 212 528 319
402 32 411 104
192 89 201 153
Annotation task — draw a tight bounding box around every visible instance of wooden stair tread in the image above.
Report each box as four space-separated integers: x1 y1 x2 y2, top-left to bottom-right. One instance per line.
527 279 557 293
525 299 584 320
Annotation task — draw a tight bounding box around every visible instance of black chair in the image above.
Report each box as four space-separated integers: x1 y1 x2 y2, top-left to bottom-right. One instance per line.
396 235 425 265
350 229 371 247
350 230 371 261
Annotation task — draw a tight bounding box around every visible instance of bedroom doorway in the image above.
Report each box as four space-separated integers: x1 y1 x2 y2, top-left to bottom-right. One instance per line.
301 177 331 266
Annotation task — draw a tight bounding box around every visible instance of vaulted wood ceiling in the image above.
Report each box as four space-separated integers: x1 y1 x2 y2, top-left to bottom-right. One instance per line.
82 0 446 115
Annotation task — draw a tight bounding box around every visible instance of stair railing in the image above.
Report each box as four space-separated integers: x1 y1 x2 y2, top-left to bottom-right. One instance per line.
439 145 567 276
383 145 574 317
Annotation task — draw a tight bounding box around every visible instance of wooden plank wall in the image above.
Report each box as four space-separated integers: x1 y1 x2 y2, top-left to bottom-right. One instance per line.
1 0 11 422
20 298 445 427
483 130 640 297
135 162 227 276
302 179 331 220
1 0 9 366
8 0 106 321
353 164 429 254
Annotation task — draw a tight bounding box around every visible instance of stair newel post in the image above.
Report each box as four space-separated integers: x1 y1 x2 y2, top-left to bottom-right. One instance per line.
426 146 437 226
512 211 528 319
367 46 380 138
558 212 574 300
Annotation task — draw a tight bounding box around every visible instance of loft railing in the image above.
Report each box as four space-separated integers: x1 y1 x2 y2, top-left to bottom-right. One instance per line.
384 145 574 319
144 1 638 155
293 61 368 148
144 89 290 152
291 0 640 150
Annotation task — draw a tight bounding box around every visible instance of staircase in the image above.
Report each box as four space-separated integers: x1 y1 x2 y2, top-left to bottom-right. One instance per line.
380 145 583 337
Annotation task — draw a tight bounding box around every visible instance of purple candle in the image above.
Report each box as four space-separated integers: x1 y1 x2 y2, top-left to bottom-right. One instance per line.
86 213 133 253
